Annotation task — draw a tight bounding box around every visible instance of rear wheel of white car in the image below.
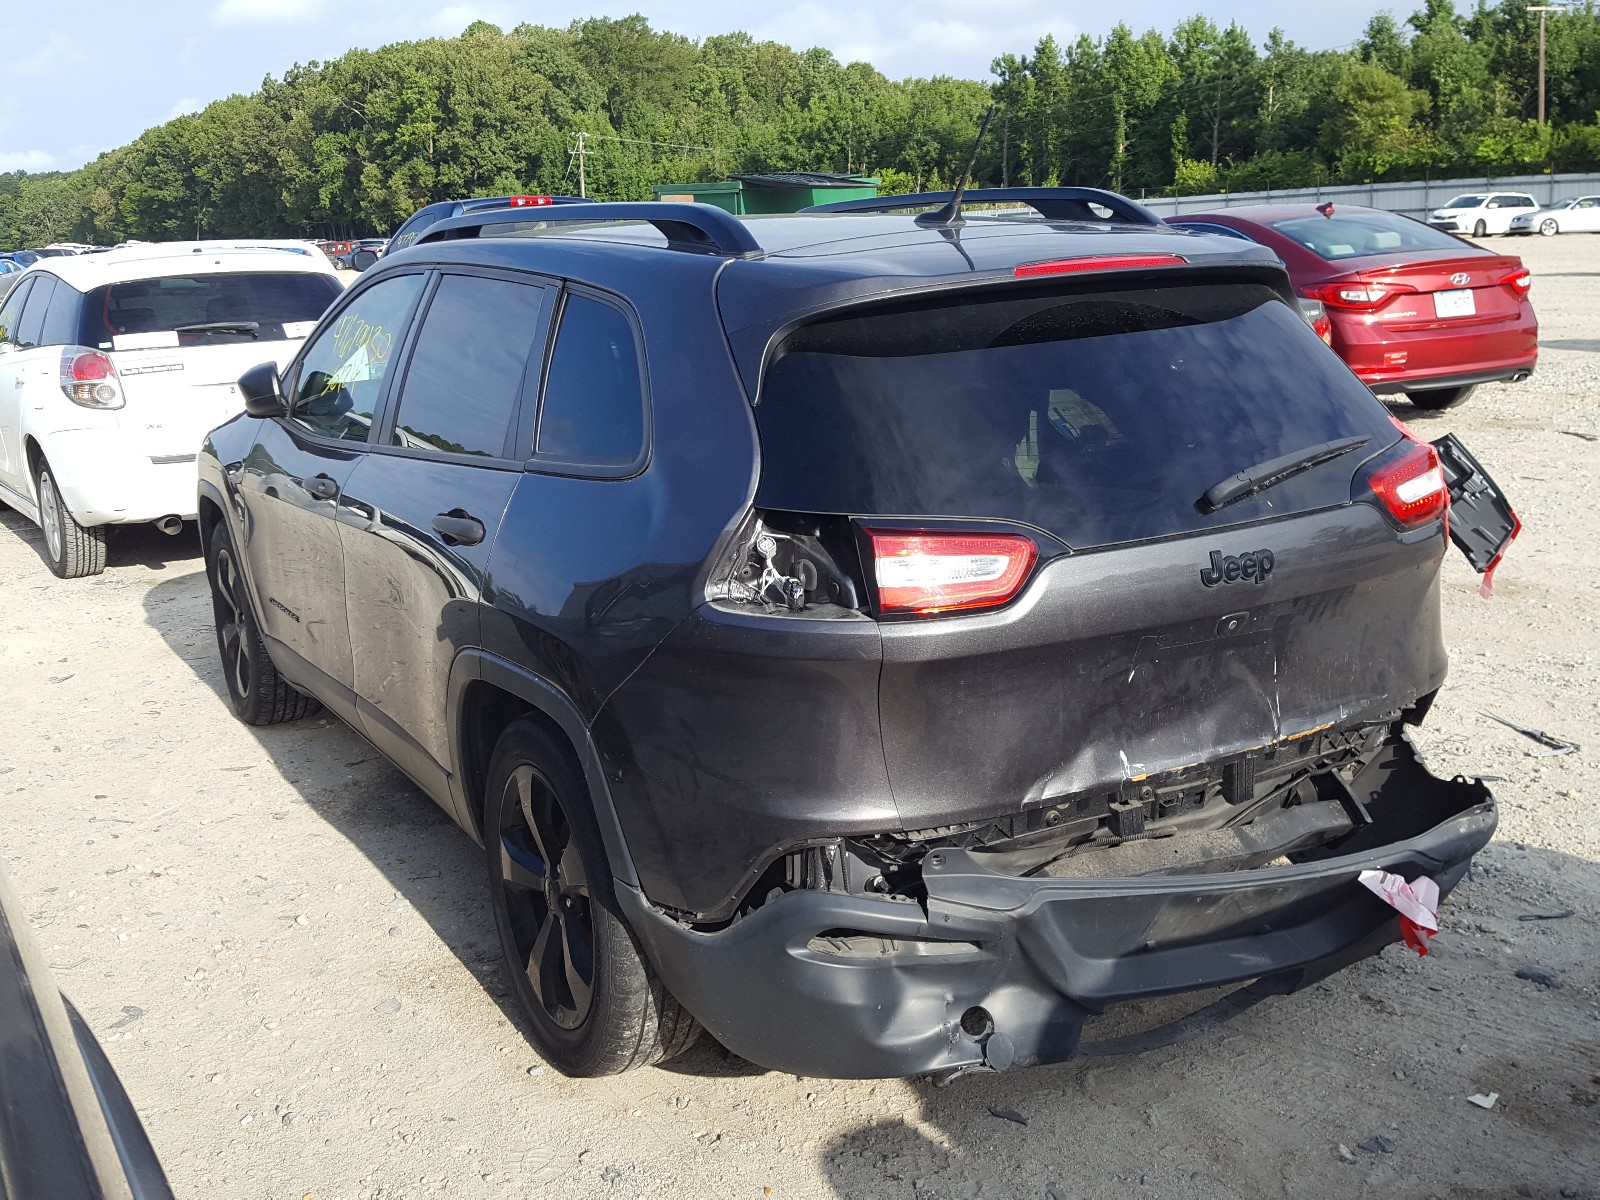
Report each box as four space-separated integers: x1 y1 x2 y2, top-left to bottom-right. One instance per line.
35 462 107 579
1409 385 1475 411
206 521 320 725
1539 218 1559 236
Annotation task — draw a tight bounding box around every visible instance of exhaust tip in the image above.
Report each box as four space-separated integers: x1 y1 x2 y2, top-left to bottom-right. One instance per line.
155 515 184 536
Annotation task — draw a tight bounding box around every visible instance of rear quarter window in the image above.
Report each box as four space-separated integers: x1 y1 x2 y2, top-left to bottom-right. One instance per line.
754 281 1398 550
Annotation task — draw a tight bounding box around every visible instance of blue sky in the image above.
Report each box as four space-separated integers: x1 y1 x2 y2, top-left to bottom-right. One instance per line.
3 1 1401 174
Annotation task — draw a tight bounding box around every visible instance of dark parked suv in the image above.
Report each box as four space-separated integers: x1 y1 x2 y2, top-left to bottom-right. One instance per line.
197 189 1515 1080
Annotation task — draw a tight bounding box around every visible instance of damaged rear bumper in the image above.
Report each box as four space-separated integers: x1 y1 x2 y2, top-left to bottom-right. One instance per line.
620 734 1494 1079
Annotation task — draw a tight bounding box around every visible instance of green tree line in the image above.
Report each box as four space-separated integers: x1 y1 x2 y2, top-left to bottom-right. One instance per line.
3 3 1599 247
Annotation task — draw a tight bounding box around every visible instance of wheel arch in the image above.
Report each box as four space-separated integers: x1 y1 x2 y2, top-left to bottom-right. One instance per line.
447 649 640 890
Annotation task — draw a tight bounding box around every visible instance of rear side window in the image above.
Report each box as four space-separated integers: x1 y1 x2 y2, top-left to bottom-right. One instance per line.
80 271 341 348
536 293 645 467
389 274 546 458
1268 212 1467 261
754 282 1399 550
15 276 54 349
0 278 32 345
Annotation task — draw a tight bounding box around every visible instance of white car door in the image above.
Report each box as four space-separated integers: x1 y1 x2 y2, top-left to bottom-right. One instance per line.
0 275 39 494
1573 197 1600 232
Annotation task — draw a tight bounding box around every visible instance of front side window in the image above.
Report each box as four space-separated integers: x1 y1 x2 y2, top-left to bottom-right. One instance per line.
289 273 424 443
389 274 546 458
536 293 646 467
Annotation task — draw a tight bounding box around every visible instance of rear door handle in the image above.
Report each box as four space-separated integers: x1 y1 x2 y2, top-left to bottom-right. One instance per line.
303 473 339 501
432 510 485 546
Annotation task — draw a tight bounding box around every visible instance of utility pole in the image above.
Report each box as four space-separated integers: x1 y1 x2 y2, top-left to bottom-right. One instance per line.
572 131 589 198
1527 6 1567 126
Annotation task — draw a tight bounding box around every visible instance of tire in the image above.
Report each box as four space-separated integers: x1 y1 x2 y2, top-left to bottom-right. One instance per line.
485 719 699 1076
34 462 107 578
1540 218 1559 237
205 521 320 725
1408 384 1476 411
1472 220 1487 238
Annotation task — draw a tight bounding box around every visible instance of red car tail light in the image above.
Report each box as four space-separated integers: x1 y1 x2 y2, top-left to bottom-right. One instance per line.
1303 281 1418 311
58 348 124 410
1369 440 1448 527
1013 253 1186 278
867 530 1037 615
1499 267 1532 297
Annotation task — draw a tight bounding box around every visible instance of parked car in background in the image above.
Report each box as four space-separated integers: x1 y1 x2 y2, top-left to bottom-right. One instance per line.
199 189 1512 1082
1508 195 1600 237
0 241 342 577
1167 204 1537 409
0 256 26 301
1425 192 1538 237
0 862 173 1198
383 194 594 256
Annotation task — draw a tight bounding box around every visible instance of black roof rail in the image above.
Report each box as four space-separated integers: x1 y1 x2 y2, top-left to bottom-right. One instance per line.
803 187 1163 227
414 202 763 258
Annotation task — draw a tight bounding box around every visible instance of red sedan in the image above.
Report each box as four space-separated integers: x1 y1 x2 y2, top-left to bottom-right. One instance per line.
1167 204 1537 410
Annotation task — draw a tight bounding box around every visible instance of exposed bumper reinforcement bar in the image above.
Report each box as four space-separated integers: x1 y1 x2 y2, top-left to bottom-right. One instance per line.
621 733 1494 1079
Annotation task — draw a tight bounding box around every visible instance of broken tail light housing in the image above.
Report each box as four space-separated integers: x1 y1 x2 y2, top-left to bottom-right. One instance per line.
1368 438 1448 528
1499 267 1532 297
1013 253 1186 278
59 347 124 410
1303 281 1418 311
867 530 1037 615
1297 297 1334 346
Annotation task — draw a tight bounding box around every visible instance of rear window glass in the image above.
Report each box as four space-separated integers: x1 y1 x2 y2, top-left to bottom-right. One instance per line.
1268 211 1467 261
81 272 340 348
755 283 1398 550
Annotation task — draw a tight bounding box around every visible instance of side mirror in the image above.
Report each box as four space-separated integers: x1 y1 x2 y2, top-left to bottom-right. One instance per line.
239 362 288 418
351 249 378 272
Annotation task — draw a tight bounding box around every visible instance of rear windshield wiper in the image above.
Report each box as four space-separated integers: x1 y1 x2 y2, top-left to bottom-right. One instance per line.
175 321 260 338
1199 435 1370 513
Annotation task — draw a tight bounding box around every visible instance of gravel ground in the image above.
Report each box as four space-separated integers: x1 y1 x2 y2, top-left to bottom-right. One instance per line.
1 235 1596 1200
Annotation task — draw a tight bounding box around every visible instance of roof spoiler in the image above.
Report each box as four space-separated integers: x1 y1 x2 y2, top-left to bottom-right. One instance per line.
414 202 762 258
803 187 1164 227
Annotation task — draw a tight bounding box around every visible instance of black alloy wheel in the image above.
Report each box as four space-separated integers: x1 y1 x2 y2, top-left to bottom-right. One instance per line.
484 720 699 1076
205 521 319 725
496 762 596 1030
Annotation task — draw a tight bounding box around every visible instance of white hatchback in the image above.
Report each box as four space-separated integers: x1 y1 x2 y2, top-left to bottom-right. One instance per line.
0 242 342 576
1425 192 1539 237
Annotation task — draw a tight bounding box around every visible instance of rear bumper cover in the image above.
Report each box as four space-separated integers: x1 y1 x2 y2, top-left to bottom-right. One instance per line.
624 734 1495 1078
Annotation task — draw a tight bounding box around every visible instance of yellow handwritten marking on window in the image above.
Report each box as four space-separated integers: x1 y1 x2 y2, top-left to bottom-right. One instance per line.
319 312 394 396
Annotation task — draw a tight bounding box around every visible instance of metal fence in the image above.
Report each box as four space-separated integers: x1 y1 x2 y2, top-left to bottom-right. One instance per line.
1136 172 1600 219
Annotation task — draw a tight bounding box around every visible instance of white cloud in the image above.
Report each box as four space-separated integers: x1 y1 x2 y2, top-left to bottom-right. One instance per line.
214 0 323 26
426 3 515 37
0 149 57 173
746 0 1067 79
168 97 203 120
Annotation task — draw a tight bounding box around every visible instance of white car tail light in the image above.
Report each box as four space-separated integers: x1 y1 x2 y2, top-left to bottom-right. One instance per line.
59 348 124 410
867 530 1037 615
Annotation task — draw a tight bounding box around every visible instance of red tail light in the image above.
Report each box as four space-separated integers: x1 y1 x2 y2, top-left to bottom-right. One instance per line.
58 348 124 410
1303 281 1417 311
508 195 554 207
1499 267 1532 297
867 530 1037 615
1369 441 1448 527
1013 253 1186 278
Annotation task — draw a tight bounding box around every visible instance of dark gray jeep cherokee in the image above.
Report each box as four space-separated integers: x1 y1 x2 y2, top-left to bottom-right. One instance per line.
196 188 1514 1080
